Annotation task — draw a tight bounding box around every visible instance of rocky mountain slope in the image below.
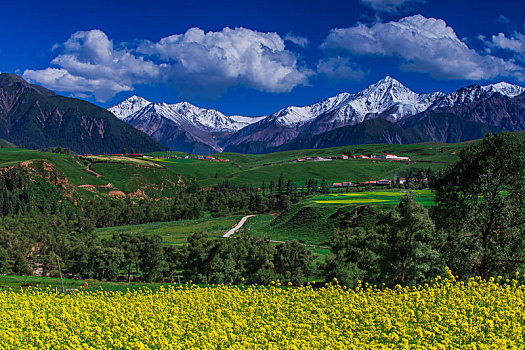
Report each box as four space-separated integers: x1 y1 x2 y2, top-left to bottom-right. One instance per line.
0 74 166 154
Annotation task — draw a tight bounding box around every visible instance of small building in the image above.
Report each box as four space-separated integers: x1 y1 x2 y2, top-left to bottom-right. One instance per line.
337 155 349 160
311 157 332 162
376 154 410 161
376 179 392 185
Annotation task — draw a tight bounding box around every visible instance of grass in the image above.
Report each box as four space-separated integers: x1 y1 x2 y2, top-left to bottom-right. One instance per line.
80 155 163 168
146 142 464 186
0 141 464 196
0 275 180 292
96 215 245 246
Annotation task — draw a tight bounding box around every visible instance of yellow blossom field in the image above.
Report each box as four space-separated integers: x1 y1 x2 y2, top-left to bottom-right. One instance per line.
0 270 523 349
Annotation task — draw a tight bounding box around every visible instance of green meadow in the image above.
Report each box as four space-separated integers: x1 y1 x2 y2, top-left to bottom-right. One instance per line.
96 215 244 246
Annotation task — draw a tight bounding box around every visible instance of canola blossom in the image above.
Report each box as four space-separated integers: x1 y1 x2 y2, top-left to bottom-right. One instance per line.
0 270 523 349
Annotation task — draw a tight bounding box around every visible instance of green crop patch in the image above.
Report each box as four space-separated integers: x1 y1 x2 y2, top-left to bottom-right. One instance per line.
313 189 435 207
314 198 394 204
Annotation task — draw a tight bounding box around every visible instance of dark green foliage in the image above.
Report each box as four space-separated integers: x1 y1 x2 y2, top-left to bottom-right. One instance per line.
376 193 440 285
324 194 439 287
431 132 525 279
274 241 314 285
325 227 382 287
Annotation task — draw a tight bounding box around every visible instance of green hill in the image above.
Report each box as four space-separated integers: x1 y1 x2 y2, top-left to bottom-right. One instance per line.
0 73 166 154
147 141 463 186
0 139 468 200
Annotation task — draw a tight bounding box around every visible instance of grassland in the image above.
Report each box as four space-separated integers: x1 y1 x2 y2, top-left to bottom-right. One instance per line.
0 141 463 194
146 141 463 186
96 215 244 245
80 155 163 168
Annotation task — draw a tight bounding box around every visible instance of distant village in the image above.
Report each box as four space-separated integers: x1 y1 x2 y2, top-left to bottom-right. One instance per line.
288 152 429 188
289 153 410 163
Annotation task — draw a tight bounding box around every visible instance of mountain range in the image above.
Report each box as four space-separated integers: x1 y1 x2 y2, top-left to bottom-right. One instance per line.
109 76 525 154
0 74 166 154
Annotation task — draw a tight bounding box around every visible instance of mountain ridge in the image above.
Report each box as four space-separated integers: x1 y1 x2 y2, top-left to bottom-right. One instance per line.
107 76 525 154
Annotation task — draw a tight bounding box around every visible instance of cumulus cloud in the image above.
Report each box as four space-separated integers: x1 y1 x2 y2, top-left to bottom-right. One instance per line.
496 15 511 25
317 57 365 82
360 0 425 13
138 27 311 94
23 68 133 101
485 32 525 61
321 15 525 81
24 30 160 101
284 33 309 47
23 28 311 101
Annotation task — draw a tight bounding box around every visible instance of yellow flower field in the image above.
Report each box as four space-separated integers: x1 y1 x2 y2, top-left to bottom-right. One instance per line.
0 270 523 349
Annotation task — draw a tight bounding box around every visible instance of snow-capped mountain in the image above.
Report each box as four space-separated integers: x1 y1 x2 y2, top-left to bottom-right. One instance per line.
108 95 151 120
109 77 525 154
431 83 525 108
108 98 263 154
224 76 447 148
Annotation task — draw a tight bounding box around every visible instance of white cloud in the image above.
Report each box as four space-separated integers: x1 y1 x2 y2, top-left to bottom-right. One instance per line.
23 68 133 101
23 30 160 101
496 15 511 25
23 28 311 101
360 0 425 13
321 15 525 81
485 32 525 61
317 57 365 82
138 27 311 94
284 33 309 47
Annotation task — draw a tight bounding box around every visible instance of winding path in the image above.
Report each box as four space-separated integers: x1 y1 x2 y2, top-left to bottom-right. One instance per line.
223 215 257 237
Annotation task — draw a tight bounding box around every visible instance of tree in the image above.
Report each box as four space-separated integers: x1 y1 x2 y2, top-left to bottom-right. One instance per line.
431 132 525 279
377 193 439 286
278 173 284 194
122 148 128 156
138 234 165 282
274 241 313 285
320 177 329 194
324 227 383 287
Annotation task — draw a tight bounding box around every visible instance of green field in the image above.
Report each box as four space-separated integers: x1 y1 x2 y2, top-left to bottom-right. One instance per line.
96 215 244 245
0 141 464 194
312 189 435 207
146 141 464 186
0 275 178 292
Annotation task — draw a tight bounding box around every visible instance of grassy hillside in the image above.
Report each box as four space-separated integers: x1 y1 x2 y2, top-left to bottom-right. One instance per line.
147 141 463 186
0 140 464 199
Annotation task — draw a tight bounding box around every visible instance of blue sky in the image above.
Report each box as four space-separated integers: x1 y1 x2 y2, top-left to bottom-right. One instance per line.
2 0 525 116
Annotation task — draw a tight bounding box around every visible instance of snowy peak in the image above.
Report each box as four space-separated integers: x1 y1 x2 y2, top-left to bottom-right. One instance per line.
482 82 525 98
432 82 525 108
120 100 263 133
108 95 151 120
268 92 353 126
347 76 443 121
